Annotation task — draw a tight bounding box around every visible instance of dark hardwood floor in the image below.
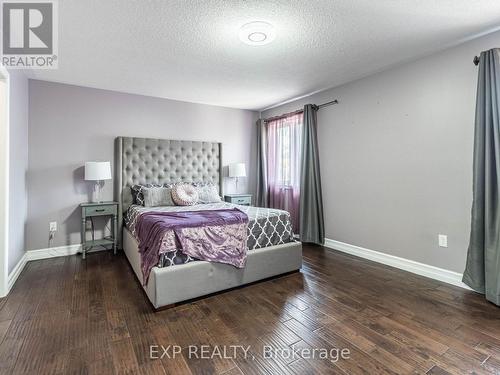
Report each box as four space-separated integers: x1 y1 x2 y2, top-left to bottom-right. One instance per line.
0 245 499 374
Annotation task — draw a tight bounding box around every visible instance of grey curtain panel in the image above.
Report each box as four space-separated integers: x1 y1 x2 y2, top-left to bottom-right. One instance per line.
463 48 500 306
299 104 325 244
255 119 268 207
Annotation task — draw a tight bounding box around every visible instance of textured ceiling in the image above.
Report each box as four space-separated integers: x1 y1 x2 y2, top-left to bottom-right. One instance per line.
26 0 500 110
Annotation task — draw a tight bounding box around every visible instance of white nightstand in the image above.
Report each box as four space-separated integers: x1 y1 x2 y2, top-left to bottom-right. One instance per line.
224 194 252 206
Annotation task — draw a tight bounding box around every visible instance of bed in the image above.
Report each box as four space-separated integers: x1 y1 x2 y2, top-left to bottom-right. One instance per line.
115 136 302 309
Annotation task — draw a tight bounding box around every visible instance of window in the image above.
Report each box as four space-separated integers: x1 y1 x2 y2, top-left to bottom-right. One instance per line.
266 112 303 232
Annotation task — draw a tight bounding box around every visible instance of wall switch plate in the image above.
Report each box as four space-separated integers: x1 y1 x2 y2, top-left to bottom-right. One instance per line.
49 221 57 232
438 234 448 248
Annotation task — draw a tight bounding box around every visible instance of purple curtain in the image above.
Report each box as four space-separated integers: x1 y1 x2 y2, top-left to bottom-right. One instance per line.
266 113 303 232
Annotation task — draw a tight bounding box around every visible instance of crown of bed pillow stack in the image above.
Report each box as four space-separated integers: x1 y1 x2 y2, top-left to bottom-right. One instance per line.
131 182 222 207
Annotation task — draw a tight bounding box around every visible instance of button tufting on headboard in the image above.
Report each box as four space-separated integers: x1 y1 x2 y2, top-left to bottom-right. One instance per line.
114 137 223 243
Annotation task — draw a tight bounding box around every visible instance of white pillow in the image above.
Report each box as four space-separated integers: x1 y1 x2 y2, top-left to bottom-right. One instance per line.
196 184 222 203
171 184 199 206
142 186 175 207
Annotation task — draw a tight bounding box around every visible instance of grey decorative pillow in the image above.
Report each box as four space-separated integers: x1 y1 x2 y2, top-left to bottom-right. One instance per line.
195 184 221 203
142 186 175 207
131 183 174 205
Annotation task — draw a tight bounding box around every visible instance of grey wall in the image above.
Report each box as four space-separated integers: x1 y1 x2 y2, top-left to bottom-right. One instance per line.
28 80 258 250
8 71 28 273
263 29 500 274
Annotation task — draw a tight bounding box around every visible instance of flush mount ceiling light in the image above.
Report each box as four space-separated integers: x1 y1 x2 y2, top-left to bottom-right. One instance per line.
239 21 276 46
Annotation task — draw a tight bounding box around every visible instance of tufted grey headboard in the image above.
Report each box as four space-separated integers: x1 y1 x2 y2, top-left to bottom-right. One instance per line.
114 137 223 237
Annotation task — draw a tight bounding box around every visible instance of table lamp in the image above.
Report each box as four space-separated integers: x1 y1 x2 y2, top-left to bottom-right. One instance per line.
228 163 246 193
85 161 111 203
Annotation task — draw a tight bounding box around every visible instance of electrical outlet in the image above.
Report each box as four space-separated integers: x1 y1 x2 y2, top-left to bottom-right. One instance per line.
438 234 448 248
49 221 57 232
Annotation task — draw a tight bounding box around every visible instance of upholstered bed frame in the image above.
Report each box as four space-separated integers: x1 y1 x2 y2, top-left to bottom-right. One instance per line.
115 136 302 309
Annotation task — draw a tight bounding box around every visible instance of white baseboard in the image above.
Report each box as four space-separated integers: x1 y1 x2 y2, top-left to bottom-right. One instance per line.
6 244 82 294
7 252 28 293
323 238 471 290
26 244 81 261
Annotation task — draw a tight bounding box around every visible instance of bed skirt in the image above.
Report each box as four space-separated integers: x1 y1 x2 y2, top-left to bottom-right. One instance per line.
123 228 303 309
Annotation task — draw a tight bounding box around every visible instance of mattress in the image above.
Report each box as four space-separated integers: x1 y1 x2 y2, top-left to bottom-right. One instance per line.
124 202 295 267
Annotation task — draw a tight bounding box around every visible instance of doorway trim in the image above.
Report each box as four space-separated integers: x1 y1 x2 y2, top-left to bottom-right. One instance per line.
0 66 9 298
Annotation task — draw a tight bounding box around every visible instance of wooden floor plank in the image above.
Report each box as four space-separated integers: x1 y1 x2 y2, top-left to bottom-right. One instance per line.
0 246 498 374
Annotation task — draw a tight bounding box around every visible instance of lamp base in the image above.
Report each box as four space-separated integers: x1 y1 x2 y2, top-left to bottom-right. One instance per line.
91 181 102 203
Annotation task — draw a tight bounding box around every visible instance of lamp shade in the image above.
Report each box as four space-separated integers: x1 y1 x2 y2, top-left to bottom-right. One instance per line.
228 163 246 178
85 161 111 181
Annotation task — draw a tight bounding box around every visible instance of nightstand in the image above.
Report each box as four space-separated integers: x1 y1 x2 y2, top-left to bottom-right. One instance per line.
80 201 118 259
224 194 252 206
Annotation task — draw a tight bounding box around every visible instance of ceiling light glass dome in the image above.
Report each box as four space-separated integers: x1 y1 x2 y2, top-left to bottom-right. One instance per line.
239 21 276 46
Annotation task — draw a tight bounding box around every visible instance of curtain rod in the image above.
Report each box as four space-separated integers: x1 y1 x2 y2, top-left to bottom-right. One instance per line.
474 56 480 66
264 99 338 123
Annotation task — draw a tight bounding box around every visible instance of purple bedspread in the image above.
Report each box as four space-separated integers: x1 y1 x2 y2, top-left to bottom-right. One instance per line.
136 208 249 284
